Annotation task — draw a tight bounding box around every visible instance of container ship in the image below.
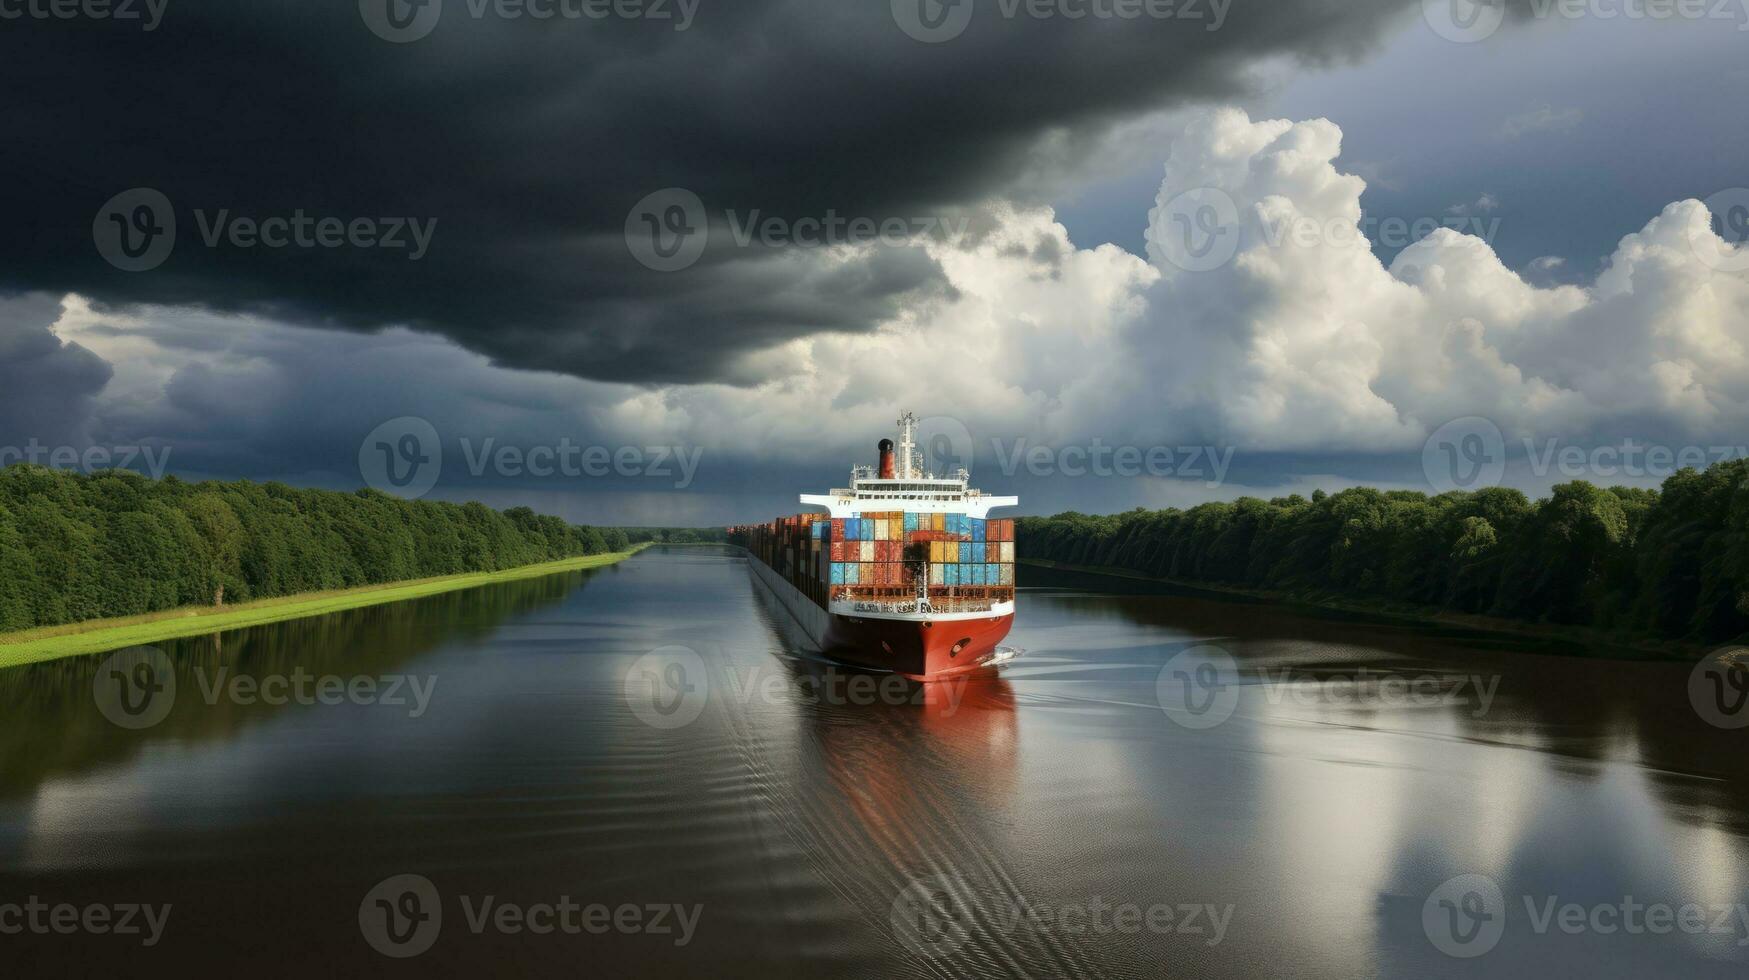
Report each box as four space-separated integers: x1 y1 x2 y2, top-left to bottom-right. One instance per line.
729 413 1018 681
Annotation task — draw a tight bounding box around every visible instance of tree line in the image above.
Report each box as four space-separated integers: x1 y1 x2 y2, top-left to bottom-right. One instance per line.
1017 461 1749 645
0 465 632 634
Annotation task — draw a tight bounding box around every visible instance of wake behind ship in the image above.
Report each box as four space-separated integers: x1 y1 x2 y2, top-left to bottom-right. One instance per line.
729 413 1018 681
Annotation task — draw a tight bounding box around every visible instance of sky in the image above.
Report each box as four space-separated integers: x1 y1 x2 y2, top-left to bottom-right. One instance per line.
3 0 1747 525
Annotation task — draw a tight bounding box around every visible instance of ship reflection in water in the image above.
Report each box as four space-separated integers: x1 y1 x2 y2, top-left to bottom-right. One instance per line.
0 545 1747 978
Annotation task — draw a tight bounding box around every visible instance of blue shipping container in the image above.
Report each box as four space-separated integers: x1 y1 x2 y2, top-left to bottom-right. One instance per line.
971 518 985 541
845 563 861 585
904 512 919 532
830 563 846 584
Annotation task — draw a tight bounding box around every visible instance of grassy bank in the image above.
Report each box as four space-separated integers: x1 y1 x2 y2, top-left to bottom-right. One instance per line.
1019 557 1704 661
0 545 648 670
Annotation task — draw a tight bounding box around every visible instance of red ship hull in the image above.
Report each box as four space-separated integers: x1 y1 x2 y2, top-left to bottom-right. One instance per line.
823 611 1014 681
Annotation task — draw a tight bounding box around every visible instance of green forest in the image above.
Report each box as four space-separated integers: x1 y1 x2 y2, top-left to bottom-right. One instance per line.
0 465 632 634
1018 461 1749 647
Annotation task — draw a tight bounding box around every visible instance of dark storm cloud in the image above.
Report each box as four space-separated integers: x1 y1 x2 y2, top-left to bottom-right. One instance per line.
1 0 1419 384
0 295 113 450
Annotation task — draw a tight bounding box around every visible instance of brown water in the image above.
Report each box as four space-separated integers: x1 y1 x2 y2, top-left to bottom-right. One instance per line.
1 545 1745 977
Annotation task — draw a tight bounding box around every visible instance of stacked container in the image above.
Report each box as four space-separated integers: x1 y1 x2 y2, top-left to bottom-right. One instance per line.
729 513 1017 609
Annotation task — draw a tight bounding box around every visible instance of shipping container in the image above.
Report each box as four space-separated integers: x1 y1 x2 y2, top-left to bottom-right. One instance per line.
999 564 1014 586
945 540 959 563
971 518 986 541
929 563 945 586
998 541 1014 562
859 541 874 562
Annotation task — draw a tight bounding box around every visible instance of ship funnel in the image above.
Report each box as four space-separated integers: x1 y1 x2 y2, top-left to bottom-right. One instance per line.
878 439 896 479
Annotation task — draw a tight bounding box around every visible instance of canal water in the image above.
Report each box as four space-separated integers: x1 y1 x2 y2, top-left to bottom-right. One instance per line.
1 545 1745 977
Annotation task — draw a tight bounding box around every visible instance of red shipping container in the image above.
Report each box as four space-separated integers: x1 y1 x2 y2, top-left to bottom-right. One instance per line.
830 541 845 561
831 518 845 539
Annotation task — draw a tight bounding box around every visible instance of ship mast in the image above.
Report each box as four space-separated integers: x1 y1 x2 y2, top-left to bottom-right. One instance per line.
896 412 919 479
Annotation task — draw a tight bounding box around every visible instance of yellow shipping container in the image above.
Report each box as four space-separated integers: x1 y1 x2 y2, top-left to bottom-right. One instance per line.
931 512 945 531
945 541 959 563
929 540 945 563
